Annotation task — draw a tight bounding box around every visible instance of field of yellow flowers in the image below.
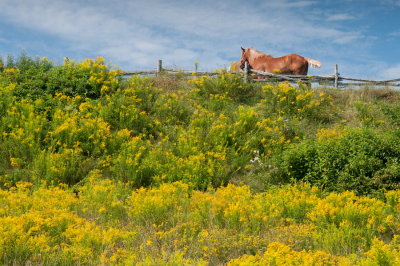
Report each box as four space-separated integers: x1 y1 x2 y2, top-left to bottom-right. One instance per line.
1 54 400 264
2 180 400 264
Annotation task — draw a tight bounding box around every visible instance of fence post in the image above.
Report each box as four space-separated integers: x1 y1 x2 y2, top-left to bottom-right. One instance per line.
243 61 249 83
157 60 162 76
334 64 339 89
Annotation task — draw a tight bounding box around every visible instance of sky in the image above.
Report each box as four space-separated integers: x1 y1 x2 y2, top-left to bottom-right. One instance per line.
0 0 400 79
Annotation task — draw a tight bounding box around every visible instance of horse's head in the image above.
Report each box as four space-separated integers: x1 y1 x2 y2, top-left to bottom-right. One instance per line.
239 47 250 70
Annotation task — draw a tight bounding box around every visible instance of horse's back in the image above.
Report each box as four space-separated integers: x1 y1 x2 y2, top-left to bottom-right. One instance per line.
288 53 307 61
269 54 308 74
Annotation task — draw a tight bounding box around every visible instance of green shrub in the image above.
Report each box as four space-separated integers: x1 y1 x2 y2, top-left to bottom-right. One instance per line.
1 54 121 99
111 135 154 187
274 127 400 195
33 149 96 185
46 57 122 98
190 72 260 104
1 53 53 98
260 82 335 122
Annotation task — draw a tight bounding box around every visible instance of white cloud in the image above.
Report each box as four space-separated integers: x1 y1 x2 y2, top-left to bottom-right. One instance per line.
381 0 400 6
0 38 10 44
389 31 400 37
327 14 355 21
0 0 369 73
379 64 400 80
264 0 316 8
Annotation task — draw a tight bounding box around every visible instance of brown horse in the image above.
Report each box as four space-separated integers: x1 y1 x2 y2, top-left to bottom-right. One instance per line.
239 47 321 75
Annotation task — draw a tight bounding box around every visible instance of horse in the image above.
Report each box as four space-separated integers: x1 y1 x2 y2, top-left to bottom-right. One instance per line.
239 47 321 75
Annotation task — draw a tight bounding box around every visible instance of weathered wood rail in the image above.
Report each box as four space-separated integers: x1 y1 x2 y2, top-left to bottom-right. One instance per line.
123 60 220 77
121 60 400 88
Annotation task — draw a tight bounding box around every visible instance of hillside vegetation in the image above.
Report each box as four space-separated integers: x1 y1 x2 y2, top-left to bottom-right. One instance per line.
0 54 400 265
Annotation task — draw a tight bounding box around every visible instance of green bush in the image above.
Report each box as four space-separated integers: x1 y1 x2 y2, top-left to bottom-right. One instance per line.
1 54 121 99
274 128 400 195
190 72 260 104
260 82 335 122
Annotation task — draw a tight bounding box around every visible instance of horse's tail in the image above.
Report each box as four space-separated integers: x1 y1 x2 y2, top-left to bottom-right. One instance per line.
304 57 321 68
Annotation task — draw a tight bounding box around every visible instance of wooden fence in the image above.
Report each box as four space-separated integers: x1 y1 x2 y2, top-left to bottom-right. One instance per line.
122 60 221 77
122 60 400 89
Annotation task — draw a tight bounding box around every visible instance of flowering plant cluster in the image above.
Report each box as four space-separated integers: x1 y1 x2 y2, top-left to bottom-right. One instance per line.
1 54 400 264
0 181 399 264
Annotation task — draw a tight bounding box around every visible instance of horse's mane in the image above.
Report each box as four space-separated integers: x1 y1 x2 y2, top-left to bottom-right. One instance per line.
247 48 271 61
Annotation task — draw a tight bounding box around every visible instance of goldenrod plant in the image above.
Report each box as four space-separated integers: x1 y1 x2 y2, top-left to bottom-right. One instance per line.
1 53 400 264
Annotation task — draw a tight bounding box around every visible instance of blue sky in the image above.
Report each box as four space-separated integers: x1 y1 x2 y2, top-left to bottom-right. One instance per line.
0 0 399 79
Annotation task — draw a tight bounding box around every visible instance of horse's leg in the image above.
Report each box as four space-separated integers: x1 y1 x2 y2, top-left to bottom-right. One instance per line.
298 63 311 87
296 63 308 75
303 63 309 75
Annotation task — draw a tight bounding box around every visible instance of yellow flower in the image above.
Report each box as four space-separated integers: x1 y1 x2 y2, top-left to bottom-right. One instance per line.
273 69 282 74
10 157 20 167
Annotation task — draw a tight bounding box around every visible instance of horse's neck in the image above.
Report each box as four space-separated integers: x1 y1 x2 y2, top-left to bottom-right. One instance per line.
260 54 273 59
249 50 273 61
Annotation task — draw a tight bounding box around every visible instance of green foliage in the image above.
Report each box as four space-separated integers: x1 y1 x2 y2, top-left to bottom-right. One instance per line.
1 52 400 264
190 71 260 104
380 101 400 128
6 54 15 69
275 128 400 195
45 58 122 98
1 53 121 99
1 53 400 195
260 82 334 122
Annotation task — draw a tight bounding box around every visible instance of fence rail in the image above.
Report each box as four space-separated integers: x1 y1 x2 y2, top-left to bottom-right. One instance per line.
121 60 400 88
